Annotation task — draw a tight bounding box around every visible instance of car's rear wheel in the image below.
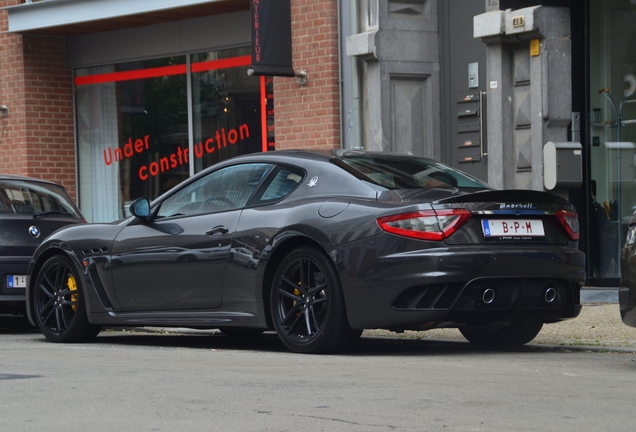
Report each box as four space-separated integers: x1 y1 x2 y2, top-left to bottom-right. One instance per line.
32 255 101 342
459 320 543 349
270 246 361 353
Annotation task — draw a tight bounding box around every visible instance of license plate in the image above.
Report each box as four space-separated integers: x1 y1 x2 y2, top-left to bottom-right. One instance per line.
7 275 27 289
481 219 545 237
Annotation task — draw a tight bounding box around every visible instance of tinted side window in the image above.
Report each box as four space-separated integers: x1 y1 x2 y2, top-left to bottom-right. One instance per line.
253 166 304 205
156 163 272 218
0 181 81 217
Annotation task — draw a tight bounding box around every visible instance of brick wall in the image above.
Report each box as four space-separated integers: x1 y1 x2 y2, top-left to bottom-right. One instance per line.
0 1 77 200
274 0 341 150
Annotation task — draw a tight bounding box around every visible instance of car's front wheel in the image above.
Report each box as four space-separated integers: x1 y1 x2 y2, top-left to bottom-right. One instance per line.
459 320 543 349
270 246 361 353
32 255 101 342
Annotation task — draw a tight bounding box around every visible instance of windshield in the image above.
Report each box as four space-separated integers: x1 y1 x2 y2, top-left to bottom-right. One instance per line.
0 180 83 218
333 153 491 190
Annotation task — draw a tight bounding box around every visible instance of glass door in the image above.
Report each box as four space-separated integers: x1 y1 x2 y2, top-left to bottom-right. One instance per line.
588 0 636 279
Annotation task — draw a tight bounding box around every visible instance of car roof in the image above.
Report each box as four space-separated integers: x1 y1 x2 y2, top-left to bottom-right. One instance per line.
218 149 438 165
0 173 64 187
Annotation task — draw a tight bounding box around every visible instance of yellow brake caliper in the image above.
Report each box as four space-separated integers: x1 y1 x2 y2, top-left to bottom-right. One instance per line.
294 283 301 316
67 274 78 312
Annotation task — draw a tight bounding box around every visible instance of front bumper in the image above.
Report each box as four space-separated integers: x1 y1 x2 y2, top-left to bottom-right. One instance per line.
0 257 29 312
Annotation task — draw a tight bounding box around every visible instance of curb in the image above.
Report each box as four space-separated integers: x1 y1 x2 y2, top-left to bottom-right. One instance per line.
117 327 636 354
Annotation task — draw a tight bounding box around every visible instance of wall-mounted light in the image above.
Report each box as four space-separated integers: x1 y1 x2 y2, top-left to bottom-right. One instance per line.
295 70 307 86
0 105 8 118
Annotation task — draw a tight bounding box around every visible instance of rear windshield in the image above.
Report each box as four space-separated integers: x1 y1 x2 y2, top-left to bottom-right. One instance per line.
0 180 82 218
333 154 491 190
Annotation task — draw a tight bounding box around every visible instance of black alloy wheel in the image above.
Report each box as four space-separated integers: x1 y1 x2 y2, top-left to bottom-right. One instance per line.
459 320 544 349
32 255 101 342
271 246 361 353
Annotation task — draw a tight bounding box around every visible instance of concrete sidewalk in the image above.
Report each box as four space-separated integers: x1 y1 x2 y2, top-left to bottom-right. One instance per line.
581 287 619 303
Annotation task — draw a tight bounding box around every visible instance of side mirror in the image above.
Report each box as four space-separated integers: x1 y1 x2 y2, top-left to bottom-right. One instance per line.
130 198 151 220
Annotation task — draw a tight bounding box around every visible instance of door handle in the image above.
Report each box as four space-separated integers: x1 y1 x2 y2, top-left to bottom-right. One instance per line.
206 225 229 237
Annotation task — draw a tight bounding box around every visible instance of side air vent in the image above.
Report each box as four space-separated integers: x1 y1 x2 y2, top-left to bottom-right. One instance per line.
82 247 109 256
88 267 113 309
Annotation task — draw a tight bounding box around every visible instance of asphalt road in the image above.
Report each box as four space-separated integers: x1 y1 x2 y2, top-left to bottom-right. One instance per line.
1 326 635 432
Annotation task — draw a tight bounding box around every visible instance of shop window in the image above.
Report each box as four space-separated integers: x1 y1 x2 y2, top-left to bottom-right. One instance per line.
191 48 273 173
75 49 273 223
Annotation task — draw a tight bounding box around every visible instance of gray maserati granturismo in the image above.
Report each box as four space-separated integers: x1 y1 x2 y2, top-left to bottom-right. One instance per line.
26 150 585 353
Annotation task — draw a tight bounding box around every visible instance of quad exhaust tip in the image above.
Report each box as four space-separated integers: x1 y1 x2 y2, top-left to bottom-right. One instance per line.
481 287 496 304
544 285 557 303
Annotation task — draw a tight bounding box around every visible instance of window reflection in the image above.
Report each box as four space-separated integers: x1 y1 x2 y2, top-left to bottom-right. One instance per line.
76 50 272 223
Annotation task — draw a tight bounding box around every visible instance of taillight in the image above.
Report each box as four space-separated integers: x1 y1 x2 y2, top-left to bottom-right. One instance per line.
377 209 472 241
555 210 579 241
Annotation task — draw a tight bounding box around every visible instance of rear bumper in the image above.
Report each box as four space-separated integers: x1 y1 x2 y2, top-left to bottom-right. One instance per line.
337 240 585 330
0 257 29 310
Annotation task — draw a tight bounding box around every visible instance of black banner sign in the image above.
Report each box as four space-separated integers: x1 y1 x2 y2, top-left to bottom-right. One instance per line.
250 0 295 77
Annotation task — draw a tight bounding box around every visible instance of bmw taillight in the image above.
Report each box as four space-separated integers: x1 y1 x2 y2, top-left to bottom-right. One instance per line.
555 210 579 241
377 209 472 241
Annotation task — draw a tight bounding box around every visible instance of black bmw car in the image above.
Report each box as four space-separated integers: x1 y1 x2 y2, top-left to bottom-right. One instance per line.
26 150 585 353
1 174 85 324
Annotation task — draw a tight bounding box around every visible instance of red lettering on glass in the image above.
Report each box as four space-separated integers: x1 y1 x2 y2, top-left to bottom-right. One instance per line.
160 157 170 172
103 135 150 165
103 148 113 166
176 147 186 165
105 125 252 180
194 142 204 158
239 124 250 138
205 138 215 153
113 147 123 162
149 162 159 176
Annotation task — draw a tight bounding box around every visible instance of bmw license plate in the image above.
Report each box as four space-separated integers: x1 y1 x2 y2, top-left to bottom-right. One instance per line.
7 275 27 289
482 219 544 237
